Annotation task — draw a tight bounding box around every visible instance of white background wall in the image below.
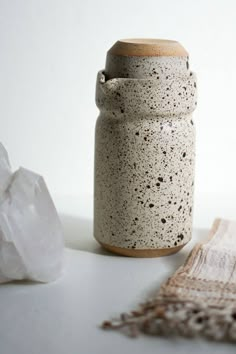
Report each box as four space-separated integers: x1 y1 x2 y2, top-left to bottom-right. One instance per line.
0 0 236 225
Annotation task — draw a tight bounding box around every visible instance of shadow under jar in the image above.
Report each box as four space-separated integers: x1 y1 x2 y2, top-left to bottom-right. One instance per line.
94 39 197 257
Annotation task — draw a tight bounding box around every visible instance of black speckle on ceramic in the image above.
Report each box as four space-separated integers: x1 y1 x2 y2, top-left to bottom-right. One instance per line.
94 54 197 251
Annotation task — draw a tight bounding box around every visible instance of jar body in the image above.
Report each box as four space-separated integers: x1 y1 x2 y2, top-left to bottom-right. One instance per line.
94 110 195 254
94 68 197 256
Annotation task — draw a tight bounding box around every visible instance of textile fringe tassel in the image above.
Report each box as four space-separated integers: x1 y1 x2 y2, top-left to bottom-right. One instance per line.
101 219 236 341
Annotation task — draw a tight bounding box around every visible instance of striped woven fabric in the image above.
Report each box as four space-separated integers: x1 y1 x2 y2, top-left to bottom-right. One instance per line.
102 219 236 341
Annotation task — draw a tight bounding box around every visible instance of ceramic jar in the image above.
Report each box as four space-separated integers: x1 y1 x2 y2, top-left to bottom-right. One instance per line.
94 39 197 257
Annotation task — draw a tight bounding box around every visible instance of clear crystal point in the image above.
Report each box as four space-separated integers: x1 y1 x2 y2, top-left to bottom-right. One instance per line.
0 143 12 194
0 146 64 283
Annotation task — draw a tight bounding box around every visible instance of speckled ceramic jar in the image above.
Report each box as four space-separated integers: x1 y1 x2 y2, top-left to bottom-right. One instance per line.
94 39 197 257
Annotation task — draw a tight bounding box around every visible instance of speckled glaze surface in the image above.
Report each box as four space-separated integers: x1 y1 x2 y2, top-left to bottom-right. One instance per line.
105 55 189 80
94 39 197 256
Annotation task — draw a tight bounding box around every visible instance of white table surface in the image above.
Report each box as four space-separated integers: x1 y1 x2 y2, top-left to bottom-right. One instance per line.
0 194 236 354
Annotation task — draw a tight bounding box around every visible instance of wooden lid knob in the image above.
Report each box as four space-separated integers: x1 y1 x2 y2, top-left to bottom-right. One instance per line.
108 38 188 57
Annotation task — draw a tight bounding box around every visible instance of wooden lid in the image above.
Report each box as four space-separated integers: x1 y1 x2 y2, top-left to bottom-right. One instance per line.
108 38 188 57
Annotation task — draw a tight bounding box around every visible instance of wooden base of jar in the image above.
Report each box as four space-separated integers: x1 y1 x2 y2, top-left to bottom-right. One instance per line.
97 240 187 258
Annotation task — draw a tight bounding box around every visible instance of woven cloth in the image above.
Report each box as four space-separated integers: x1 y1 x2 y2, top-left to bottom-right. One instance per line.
102 219 236 341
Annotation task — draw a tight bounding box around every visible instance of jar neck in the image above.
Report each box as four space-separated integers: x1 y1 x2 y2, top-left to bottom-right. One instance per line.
105 54 189 80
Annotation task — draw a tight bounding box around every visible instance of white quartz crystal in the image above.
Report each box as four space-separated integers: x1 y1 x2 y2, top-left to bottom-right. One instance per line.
0 144 64 283
0 143 11 194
